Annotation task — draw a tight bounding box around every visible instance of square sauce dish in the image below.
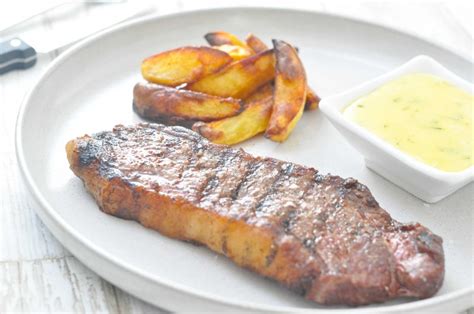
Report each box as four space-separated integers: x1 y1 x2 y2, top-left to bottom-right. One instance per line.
319 55 473 203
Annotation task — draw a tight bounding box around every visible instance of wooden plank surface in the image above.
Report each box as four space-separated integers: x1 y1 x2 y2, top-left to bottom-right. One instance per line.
0 1 472 312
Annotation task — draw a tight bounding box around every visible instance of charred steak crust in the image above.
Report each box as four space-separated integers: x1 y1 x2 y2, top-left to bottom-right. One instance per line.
66 123 444 306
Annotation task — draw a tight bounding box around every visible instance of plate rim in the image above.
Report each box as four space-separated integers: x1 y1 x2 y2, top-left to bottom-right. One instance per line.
15 7 474 312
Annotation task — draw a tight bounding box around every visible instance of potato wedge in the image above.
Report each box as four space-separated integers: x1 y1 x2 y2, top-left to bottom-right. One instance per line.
305 87 321 110
133 82 241 122
244 83 274 104
193 96 273 145
141 47 233 86
187 49 275 99
245 34 268 53
265 40 307 142
214 44 253 61
246 34 319 111
204 31 248 48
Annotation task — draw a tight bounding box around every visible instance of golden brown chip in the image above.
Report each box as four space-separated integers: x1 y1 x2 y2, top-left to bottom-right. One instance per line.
265 40 307 142
204 31 248 48
305 87 321 110
141 46 233 86
246 34 319 111
213 44 253 61
245 34 268 53
193 96 273 145
133 82 241 122
187 49 275 99
244 83 274 104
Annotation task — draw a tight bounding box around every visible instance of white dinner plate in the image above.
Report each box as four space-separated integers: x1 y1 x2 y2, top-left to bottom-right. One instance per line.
16 8 473 313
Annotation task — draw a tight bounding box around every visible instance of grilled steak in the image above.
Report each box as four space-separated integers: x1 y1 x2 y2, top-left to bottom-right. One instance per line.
66 123 444 306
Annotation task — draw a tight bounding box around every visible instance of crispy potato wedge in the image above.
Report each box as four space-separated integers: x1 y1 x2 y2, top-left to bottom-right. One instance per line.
193 96 273 145
305 87 321 110
187 49 275 99
214 44 253 61
133 82 241 122
245 34 268 53
141 46 233 86
246 34 318 110
204 31 248 48
265 40 307 142
244 83 274 104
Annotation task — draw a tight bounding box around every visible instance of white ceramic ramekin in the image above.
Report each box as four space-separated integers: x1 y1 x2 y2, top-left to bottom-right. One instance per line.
319 55 473 203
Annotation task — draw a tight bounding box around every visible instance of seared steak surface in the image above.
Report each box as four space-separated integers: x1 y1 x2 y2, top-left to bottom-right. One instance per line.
66 123 444 305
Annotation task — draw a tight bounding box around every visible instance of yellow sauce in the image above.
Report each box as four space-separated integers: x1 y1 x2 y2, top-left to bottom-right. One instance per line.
343 73 473 172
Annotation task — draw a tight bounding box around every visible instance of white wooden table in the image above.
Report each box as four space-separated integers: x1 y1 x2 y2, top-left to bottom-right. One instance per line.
1 1 472 312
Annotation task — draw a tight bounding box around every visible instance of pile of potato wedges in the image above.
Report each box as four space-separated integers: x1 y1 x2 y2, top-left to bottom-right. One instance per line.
133 31 320 144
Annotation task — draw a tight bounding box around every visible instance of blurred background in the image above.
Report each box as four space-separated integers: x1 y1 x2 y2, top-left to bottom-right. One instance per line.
0 0 472 312
1 1 472 61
